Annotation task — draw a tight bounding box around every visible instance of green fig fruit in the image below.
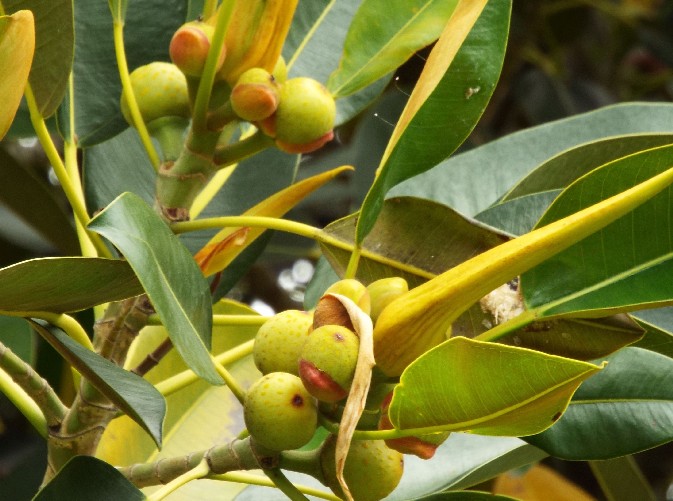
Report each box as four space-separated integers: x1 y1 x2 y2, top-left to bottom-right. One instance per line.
253 310 313 376
320 435 403 501
230 67 280 122
244 372 318 451
120 62 190 127
299 324 359 402
313 279 371 330
367 277 409 323
265 77 335 152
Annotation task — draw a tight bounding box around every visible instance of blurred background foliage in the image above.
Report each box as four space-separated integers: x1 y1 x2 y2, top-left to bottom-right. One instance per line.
2 0 673 499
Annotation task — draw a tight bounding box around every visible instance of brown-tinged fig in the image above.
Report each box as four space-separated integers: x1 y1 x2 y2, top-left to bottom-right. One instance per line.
244 372 318 451
230 67 280 122
169 20 226 77
299 324 359 402
313 279 371 330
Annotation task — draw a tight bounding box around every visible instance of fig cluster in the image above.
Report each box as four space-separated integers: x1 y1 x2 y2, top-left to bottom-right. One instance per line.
244 278 430 500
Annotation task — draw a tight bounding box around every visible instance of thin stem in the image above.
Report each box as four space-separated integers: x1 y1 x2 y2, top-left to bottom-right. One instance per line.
147 313 269 327
0 366 48 438
155 340 254 397
147 459 211 501
212 130 275 166
172 216 323 241
131 337 173 377
474 310 538 343
112 19 161 170
263 468 310 501
23 85 112 259
209 472 339 501
344 245 361 279
211 355 246 404
0 341 67 433
319 414 463 441
192 2 235 131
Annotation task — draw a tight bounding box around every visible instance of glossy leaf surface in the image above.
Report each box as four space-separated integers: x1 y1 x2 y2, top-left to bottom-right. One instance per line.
0 10 34 139
327 0 457 98
357 0 510 242
97 300 260 500
34 456 143 501
4 0 73 117
321 197 509 287
89 193 221 385
32 320 165 448
526 348 673 459
522 143 673 318
390 103 673 217
0 257 142 313
389 337 602 436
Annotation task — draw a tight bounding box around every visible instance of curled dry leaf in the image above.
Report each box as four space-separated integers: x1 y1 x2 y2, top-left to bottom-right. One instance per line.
326 293 375 501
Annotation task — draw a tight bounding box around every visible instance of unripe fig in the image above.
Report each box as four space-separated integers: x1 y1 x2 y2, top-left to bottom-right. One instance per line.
320 435 403 501
299 324 359 402
275 131 334 154
120 62 190 127
367 277 409 323
313 279 371 330
378 391 449 459
272 56 288 84
244 372 318 451
230 68 280 122
253 310 313 376
169 21 226 77
264 77 335 152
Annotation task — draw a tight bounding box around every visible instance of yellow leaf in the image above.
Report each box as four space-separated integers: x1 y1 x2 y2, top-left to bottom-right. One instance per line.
0 10 35 139
493 464 596 501
195 165 352 276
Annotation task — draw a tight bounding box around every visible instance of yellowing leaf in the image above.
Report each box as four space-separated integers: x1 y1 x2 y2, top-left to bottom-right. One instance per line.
493 464 595 501
0 10 35 139
195 166 353 276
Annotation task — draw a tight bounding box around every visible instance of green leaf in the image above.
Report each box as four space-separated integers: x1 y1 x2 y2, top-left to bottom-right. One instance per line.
502 134 673 202
83 127 156 214
0 149 79 254
475 191 559 237
0 257 142 313
526 347 673 459
387 434 546 500
0 315 33 363
88 192 221 385
34 456 144 501
327 0 457 98
521 143 673 318
631 308 673 358
97 300 260 500
320 197 509 287
62 0 186 146
356 0 510 242
389 337 602 436
284 0 389 125
589 456 656 501
390 103 673 217
0 10 34 140
453 304 643 361
31 320 165 448
4 0 73 117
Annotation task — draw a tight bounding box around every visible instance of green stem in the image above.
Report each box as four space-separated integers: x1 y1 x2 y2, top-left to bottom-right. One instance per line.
209 472 339 501
192 2 235 132
318 414 466 441
202 0 218 18
344 245 362 279
112 19 161 170
0 340 67 430
155 340 254 397
23 85 112 259
0 367 47 437
211 355 246 404
263 468 310 501
212 130 275 167
474 310 538 343
206 100 238 131
147 313 268 327
147 459 211 501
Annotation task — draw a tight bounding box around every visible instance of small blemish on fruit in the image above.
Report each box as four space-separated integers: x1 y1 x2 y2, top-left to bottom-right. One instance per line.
291 394 304 407
334 332 344 342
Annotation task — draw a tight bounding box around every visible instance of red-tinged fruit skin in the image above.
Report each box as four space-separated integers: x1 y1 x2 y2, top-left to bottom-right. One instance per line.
231 68 280 122
169 21 225 77
299 324 359 402
275 130 334 154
